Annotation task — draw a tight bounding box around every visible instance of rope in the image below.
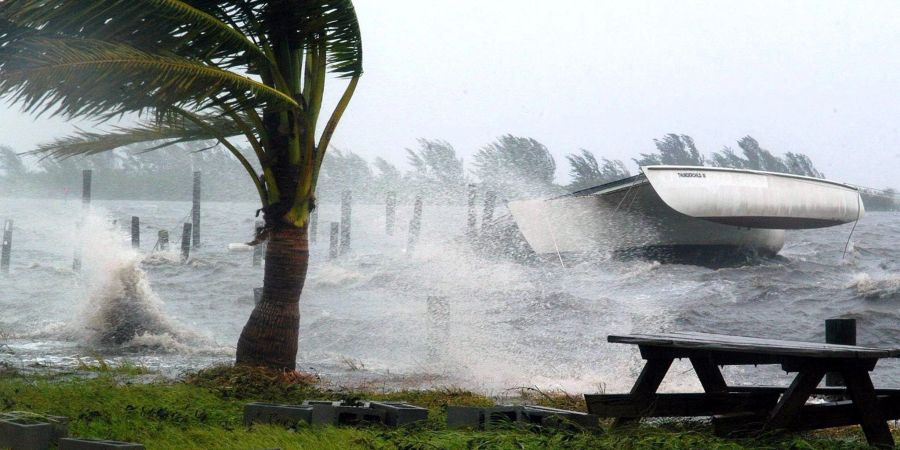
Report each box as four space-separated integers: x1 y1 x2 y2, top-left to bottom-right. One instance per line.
842 193 862 260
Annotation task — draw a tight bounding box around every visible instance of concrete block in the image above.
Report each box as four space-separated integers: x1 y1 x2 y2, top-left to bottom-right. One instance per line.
334 406 385 426
483 406 524 429
0 418 53 450
521 405 599 429
446 406 484 429
368 401 428 427
58 439 144 449
0 413 68 445
243 402 314 427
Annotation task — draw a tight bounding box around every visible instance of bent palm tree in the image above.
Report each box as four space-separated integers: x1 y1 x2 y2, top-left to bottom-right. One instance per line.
0 0 363 369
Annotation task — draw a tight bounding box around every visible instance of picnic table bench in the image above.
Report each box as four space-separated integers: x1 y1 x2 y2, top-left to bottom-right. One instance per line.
585 332 900 448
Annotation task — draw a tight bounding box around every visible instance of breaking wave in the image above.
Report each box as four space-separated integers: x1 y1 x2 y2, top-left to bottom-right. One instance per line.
849 273 900 300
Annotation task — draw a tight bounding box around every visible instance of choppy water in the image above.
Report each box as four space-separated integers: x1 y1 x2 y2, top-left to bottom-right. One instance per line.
0 197 897 394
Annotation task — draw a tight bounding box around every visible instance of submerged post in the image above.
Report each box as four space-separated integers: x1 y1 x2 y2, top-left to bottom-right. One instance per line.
407 196 423 254
481 191 496 233
1 219 12 274
131 216 140 249
180 223 192 261
158 230 169 251
82 169 92 207
467 184 477 240
825 318 857 386
386 191 397 236
340 190 352 255
253 220 264 267
191 171 201 248
329 222 339 259
310 208 318 244
426 295 450 363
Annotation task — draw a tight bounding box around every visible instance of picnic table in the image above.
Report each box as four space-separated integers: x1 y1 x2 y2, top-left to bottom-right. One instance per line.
585 332 900 448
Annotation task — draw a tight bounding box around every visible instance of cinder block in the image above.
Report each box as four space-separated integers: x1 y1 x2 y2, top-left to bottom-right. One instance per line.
446 406 483 429
58 439 144 450
522 405 599 429
368 401 428 427
0 418 54 450
243 402 314 427
0 413 68 444
483 406 524 429
334 406 385 426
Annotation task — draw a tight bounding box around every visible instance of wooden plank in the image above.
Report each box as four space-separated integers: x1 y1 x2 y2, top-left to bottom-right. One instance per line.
609 332 900 359
842 366 895 448
689 356 728 393
728 385 900 397
586 392 780 418
611 357 672 426
713 395 900 436
764 368 825 430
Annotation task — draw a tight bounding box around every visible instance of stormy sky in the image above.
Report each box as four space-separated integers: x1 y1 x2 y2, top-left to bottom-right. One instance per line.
2 0 898 188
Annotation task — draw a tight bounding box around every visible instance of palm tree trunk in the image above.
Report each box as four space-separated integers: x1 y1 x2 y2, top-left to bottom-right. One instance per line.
235 225 308 369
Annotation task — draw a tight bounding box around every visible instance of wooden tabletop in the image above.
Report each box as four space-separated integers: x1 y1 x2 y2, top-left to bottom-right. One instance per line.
609 331 900 359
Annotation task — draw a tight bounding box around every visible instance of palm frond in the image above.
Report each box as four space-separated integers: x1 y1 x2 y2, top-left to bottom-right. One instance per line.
28 115 244 159
0 0 268 69
0 37 298 121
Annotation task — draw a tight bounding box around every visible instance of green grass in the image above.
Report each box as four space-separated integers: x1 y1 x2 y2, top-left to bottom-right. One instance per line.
0 365 887 449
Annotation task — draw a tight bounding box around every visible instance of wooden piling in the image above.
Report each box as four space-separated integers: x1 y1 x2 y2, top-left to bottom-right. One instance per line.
466 184 477 239
253 287 263 304
426 295 450 363
1 220 12 274
407 196 423 254
481 191 496 232
158 230 169 251
329 222 339 259
131 216 140 249
82 169 92 207
310 208 318 244
180 223 192 261
253 220 264 267
340 190 352 255
385 191 397 236
825 318 857 386
191 171 201 248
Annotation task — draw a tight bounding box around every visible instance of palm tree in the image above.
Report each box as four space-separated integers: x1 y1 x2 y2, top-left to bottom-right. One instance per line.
0 1 363 369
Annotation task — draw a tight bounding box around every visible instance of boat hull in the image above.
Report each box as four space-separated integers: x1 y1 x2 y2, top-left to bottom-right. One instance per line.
508 184 786 256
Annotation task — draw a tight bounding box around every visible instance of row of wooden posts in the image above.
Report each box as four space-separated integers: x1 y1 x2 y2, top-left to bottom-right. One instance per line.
0 173 498 272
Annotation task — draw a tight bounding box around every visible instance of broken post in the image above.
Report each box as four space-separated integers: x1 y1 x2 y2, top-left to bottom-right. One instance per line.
406 196 423 254
467 184 477 239
481 191 496 233
253 220 264 267
310 208 318 244
180 223 192 261
82 169 92 207
191 171 201 248
158 230 169 251
131 216 140 249
386 191 397 236
426 295 450 363
340 190 352 255
329 222 339 259
1 220 11 274
825 318 856 386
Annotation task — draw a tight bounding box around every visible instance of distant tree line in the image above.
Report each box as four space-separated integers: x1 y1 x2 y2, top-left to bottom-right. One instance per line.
1 133 896 210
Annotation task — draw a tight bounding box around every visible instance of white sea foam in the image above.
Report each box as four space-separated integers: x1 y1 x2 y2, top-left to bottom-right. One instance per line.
849 272 900 299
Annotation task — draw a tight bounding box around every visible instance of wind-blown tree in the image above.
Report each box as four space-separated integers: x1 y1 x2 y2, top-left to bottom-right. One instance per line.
565 149 630 191
473 134 558 199
405 139 466 202
372 156 404 198
634 134 704 166
0 1 363 369
708 136 824 178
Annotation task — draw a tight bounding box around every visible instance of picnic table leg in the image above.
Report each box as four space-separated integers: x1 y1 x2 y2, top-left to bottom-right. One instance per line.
764 367 825 431
841 367 894 448
690 356 728 393
613 357 674 426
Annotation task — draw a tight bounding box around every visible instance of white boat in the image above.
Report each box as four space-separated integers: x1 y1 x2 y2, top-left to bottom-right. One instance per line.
507 165 864 257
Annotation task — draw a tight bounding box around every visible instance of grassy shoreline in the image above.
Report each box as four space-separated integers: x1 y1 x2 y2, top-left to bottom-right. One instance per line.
0 364 885 449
